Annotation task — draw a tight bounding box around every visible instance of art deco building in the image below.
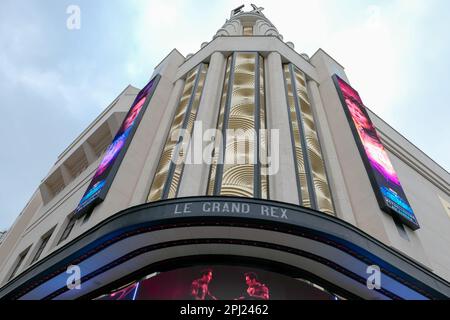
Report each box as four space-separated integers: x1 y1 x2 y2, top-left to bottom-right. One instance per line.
0 5 449 300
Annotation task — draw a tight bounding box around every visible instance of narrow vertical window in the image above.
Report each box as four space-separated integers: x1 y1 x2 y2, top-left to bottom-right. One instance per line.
148 64 208 202
58 214 77 245
243 26 253 36
208 52 268 199
293 68 334 214
283 64 335 215
258 55 269 199
31 229 54 264
284 64 311 207
208 56 232 195
168 65 208 198
8 248 30 281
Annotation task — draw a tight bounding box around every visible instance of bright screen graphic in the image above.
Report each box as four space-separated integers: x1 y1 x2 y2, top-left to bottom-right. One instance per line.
333 75 419 230
75 75 161 216
95 265 338 300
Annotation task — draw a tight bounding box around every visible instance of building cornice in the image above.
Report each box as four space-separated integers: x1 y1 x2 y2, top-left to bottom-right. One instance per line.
379 131 449 195
56 85 138 163
175 36 318 82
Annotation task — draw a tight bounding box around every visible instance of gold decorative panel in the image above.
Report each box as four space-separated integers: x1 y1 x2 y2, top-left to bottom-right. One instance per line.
243 26 253 36
207 56 232 196
283 63 335 215
207 52 268 199
293 67 334 215
147 64 208 202
168 65 208 199
221 52 256 198
283 64 311 208
259 55 268 199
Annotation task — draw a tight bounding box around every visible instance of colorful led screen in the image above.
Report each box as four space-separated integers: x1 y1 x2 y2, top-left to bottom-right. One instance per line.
95 265 338 300
333 75 419 230
75 75 161 217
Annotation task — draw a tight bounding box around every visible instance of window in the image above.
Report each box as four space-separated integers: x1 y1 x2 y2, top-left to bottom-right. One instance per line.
147 63 209 202
30 229 54 264
283 64 335 215
243 26 253 36
82 209 92 224
58 215 77 244
207 53 268 199
8 248 30 281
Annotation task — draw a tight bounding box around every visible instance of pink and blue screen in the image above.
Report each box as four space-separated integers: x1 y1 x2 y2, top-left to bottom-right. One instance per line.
335 75 419 230
75 77 159 215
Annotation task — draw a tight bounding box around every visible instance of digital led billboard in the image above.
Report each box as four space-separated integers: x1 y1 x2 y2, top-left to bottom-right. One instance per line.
95 265 338 300
333 75 419 230
75 75 161 217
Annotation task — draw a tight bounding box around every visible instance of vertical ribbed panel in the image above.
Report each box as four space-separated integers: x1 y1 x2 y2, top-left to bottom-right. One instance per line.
147 65 204 202
283 63 335 215
283 64 311 207
207 52 269 199
220 52 256 198
168 65 209 198
207 56 232 196
259 55 269 199
292 68 334 215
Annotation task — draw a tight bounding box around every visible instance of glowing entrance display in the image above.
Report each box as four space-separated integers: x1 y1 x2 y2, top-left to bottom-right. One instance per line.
333 75 419 230
95 265 337 300
75 75 161 217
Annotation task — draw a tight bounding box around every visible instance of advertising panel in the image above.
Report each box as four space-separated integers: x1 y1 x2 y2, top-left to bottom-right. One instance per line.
75 75 161 217
333 75 419 230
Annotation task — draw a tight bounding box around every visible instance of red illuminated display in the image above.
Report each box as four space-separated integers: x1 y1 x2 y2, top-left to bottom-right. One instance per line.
95 265 337 300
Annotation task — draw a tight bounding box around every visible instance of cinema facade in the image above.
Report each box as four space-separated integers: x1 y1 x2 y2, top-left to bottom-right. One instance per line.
0 5 449 300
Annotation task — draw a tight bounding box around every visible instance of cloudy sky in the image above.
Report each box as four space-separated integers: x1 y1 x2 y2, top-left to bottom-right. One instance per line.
0 0 449 230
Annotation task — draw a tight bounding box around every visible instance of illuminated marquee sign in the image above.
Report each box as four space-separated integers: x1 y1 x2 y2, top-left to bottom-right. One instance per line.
75 75 161 217
95 265 337 300
333 75 419 230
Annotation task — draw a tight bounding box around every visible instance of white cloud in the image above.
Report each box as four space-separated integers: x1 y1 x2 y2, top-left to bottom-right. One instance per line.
250 0 429 117
124 0 192 81
0 18 112 118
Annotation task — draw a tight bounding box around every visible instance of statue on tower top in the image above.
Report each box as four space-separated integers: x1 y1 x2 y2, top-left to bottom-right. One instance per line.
230 4 265 18
250 4 264 14
230 4 244 17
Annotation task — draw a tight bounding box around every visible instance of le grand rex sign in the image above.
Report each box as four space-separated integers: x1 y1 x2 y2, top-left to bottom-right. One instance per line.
170 199 289 221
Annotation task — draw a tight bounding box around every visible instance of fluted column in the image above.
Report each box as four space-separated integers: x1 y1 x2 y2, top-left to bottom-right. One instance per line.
177 52 227 197
266 52 299 205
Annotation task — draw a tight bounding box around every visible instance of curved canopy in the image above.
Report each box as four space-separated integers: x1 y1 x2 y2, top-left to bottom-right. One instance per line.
0 197 448 300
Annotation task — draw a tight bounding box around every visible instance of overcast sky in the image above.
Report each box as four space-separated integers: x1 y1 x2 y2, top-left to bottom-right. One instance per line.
1 0 449 231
